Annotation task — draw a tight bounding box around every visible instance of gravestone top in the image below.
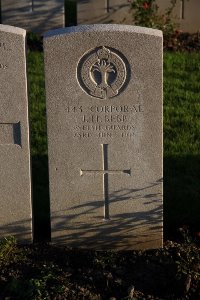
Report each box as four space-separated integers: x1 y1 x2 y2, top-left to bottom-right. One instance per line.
0 24 26 36
44 24 163 250
44 24 162 38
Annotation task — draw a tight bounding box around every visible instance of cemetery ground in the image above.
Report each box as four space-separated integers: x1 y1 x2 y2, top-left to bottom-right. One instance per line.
0 39 199 299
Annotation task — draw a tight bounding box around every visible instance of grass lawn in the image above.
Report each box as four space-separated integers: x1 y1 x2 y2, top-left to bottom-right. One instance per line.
28 50 200 240
163 52 200 236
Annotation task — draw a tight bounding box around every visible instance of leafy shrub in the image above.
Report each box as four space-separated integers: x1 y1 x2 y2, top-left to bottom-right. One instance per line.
129 0 178 40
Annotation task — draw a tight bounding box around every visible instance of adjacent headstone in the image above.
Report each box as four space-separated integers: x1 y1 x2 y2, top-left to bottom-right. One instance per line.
1 0 64 33
44 24 163 250
0 25 32 242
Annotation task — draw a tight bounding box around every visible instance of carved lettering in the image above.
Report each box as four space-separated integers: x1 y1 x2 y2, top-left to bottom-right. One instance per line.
90 105 130 113
105 125 134 130
0 42 11 51
65 104 144 114
82 114 127 123
104 115 127 123
71 102 143 139
121 132 134 138
138 105 144 112
0 63 8 69
83 115 103 123
98 132 112 138
66 106 83 113
74 132 91 138
89 105 143 113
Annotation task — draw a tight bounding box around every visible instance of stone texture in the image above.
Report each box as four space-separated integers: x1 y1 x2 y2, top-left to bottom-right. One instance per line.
1 0 64 33
44 24 163 250
0 25 32 242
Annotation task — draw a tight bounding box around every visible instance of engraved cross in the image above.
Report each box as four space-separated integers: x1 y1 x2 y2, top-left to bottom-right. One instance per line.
80 144 131 220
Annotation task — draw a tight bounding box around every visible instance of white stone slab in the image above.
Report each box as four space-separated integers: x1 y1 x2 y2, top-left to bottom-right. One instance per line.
1 0 64 33
0 25 32 242
44 24 163 250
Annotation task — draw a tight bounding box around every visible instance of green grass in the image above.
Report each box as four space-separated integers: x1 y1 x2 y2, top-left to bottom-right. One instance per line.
28 50 50 241
163 52 200 233
27 50 200 239
28 51 46 156
164 52 200 155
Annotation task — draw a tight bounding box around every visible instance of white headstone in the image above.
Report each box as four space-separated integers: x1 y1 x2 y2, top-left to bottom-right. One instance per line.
0 25 32 242
44 24 163 250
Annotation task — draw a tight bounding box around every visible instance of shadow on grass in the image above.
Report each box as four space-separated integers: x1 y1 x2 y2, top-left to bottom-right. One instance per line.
32 155 51 242
164 154 200 238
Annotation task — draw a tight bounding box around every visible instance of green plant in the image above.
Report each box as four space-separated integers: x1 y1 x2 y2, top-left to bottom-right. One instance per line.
175 243 200 288
0 237 16 266
169 227 200 293
129 0 178 39
28 264 67 299
130 0 157 27
93 250 118 270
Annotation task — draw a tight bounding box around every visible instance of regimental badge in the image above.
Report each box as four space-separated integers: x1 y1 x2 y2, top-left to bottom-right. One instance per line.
77 46 128 99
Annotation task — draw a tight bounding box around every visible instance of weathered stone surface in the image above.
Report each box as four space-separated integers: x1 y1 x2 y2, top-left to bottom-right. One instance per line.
0 25 32 242
1 0 64 33
44 24 163 250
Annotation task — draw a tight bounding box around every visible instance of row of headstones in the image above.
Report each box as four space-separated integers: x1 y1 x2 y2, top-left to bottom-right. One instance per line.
2 0 200 34
0 0 129 33
0 0 70 32
0 23 163 250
